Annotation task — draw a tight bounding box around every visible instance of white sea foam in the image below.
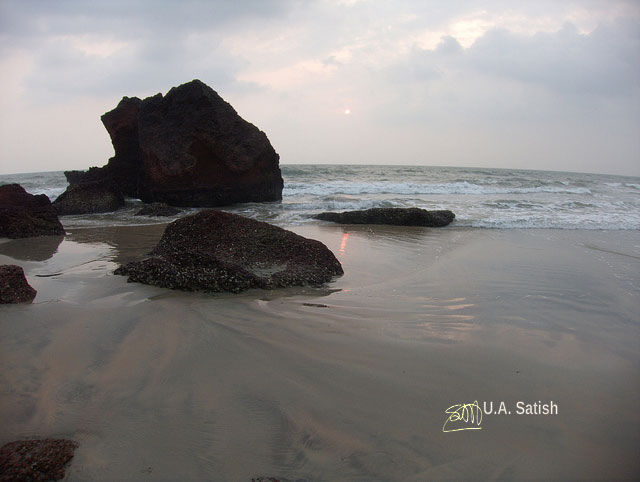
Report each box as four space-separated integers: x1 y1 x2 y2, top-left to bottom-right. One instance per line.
283 180 592 196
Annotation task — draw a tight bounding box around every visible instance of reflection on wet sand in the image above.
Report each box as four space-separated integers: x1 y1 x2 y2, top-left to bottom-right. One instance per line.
0 235 63 261
65 224 167 265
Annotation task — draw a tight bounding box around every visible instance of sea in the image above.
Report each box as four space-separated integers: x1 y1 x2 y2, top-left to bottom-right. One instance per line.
1 164 639 230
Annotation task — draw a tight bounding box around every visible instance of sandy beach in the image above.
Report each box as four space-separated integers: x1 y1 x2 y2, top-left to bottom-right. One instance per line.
1 224 639 480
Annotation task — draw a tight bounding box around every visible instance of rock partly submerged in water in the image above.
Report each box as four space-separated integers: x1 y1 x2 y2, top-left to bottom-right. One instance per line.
53 179 125 215
314 207 455 227
115 210 343 293
0 264 37 304
0 439 78 481
135 202 182 217
0 184 65 238
60 79 283 208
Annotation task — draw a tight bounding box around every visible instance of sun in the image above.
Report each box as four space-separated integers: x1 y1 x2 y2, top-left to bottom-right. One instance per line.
344 108 351 115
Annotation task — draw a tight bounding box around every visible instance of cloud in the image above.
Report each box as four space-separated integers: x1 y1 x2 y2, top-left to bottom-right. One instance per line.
469 19 640 98
436 36 463 54
0 0 291 101
378 15 640 125
0 0 290 38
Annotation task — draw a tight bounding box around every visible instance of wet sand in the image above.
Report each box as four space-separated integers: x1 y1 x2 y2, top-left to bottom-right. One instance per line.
1 225 639 480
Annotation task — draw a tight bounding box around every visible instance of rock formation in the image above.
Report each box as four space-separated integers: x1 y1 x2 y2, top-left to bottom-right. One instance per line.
0 439 78 480
59 79 283 209
115 210 343 293
53 180 124 215
314 207 455 227
0 184 65 238
0 264 37 303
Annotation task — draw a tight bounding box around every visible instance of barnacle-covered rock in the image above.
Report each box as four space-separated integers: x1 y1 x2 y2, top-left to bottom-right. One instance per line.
115 210 343 293
0 184 65 238
0 439 78 480
0 264 37 303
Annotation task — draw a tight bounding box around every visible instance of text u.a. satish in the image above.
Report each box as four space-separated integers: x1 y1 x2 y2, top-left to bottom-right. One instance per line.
483 401 558 415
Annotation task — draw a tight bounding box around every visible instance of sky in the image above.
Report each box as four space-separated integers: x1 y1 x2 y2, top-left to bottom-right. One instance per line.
0 0 639 176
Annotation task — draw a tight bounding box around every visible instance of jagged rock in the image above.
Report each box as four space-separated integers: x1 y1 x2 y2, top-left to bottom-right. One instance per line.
0 264 37 303
60 79 283 207
53 180 124 215
63 166 108 185
135 202 182 217
0 439 78 481
115 210 343 293
0 184 65 238
314 207 455 227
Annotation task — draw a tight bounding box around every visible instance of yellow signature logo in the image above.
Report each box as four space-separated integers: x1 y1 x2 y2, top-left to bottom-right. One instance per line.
443 401 483 432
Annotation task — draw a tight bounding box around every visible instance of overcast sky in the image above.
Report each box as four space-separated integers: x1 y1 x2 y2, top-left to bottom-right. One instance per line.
1 0 639 176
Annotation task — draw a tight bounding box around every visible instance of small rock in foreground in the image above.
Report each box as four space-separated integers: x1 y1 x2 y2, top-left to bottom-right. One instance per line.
0 439 78 481
115 210 343 293
0 264 37 304
314 207 455 227
0 184 65 238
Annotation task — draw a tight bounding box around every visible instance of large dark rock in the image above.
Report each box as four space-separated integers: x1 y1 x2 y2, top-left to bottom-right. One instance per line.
61 79 283 207
0 184 65 238
115 210 343 293
0 264 37 303
314 207 455 227
0 439 78 481
53 180 125 215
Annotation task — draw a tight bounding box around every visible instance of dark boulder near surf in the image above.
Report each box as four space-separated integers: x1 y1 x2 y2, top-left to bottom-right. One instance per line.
0 183 65 238
314 207 455 227
0 439 78 480
59 79 283 208
53 179 125 215
115 210 343 293
0 264 37 303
